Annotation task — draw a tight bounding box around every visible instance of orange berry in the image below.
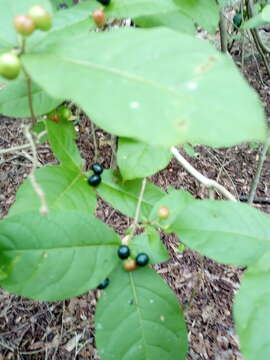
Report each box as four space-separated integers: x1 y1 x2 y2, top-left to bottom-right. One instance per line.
92 9 106 26
157 206 170 219
123 259 137 272
14 15 36 36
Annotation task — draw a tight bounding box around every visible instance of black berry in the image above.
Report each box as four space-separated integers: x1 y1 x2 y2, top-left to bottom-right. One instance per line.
97 278 109 290
92 163 103 175
117 245 130 259
58 3 68 10
88 174 101 187
136 253 149 267
97 0 111 6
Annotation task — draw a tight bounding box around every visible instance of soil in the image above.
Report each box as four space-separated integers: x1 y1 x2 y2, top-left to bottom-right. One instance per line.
1 14 270 360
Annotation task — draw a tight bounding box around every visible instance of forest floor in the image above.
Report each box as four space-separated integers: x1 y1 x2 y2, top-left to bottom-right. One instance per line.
0 19 270 360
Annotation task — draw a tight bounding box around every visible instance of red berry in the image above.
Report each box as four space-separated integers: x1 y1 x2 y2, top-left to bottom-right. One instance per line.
14 15 36 36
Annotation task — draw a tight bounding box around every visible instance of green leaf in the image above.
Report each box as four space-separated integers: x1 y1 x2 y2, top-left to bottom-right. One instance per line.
0 211 120 301
95 266 188 360
242 5 270 30
22 27 267 148
97 170 165 220
107 0 196 34
8 165 96 216
234 252 270 360
0 78 62 118
45 118 83 170
149 189 194 229
130 228 170 265
173 0 219 33
135 12 196 35
0 0 53 47
171 200 270 266
117 138 171 180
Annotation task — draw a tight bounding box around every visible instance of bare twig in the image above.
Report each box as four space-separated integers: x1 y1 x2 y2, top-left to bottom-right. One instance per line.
171 146 237 201
23 124 48 215
248 136 270 204
0 143 31 155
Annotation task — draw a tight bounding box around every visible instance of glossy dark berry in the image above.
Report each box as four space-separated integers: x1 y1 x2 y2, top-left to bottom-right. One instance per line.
136 253 149 267
58 3 68 10
92 163 103 175
117 245 130 259
97 0 111 5
88 174 101 187
233 13 242 27
97 278 109 290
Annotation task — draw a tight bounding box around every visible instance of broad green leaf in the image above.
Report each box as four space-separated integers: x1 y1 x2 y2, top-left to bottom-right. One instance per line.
23 27 267 148
135 12 196 35
241 5 270 29
97 170 165 220
8 165 96 216
117 138 172 180
0 0 53 47
0 78 62 118
149 189 194 228
95 266 188 360
45 118 83 170
130 228 170 265
173 0 219 33
107 0 196 34
172 200 270 266
0 211 120 301
234 252 270 360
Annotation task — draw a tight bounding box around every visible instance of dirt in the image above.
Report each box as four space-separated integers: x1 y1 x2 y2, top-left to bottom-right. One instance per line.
1 17 270 360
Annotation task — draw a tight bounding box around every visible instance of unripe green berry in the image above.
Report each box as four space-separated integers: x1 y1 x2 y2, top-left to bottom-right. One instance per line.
0 53 21 80
28 5 52 31
14 14 36 36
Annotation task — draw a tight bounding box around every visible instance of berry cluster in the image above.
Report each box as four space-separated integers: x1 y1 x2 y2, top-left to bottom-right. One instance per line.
0 6 52 81
88 163 104 187
118 245 149 272
96 245 150 290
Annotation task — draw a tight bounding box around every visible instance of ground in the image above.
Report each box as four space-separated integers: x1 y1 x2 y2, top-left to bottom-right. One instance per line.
1 12 270 360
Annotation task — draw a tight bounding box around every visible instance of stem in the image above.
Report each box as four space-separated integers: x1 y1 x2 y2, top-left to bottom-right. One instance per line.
248 136 270 204
91 121 98 162
23 125 48 215
22 66 37 126
130 178 147 237
171 146 237 202
219 6 228 53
